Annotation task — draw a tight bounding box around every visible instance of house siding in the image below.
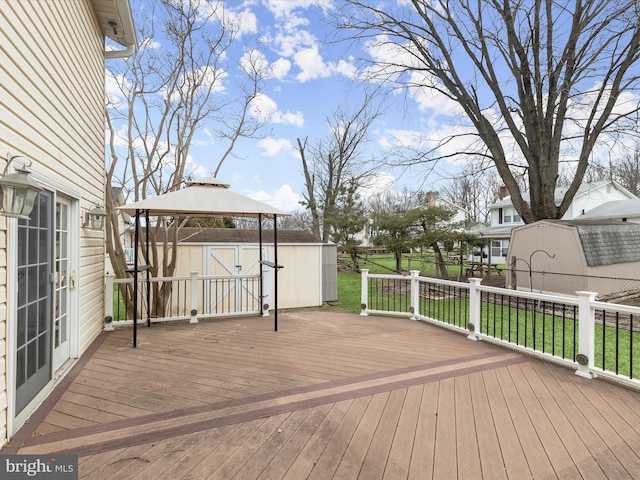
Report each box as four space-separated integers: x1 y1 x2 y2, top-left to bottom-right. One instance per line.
508 221 640 296
0 0 107 440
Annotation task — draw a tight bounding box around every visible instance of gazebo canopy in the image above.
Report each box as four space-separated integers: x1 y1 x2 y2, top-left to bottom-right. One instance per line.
118 177 289 218
117 177 289 347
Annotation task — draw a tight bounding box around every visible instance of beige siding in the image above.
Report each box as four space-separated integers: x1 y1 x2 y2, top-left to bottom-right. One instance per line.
0 0 107 440
507 222 640 296
507 223 588 294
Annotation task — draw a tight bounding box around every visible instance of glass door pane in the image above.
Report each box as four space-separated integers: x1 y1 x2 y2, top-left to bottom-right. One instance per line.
16 191 53 414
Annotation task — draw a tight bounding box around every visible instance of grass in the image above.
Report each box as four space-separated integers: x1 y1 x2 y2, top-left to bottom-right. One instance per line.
330 269 640 378
348 252 467 276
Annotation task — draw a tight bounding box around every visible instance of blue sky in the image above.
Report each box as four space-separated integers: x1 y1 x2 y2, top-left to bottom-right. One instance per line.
106 0 455 212
106 0 640 213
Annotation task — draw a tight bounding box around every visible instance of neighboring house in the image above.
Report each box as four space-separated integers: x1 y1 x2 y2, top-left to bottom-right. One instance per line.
424 191 469 226
159 228 335 308
578 198 640 223
507 219 640 297
357 191 469 248
475 181 637 264
0 1 136 442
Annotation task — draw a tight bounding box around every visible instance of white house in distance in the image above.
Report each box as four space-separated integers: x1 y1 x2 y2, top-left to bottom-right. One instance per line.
0 0 136 443
474 181 638 264
358 191 469 249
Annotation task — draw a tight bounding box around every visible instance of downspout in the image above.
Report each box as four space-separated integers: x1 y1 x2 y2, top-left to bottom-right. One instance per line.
106 43 137 59
104 0 137 59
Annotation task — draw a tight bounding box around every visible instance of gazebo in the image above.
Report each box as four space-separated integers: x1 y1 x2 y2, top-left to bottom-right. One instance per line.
118 177 289 346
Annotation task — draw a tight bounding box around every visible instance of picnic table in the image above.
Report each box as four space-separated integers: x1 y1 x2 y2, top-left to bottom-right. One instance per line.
465 262 501 277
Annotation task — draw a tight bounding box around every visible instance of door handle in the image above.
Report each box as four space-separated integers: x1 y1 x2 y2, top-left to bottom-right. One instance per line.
69 272 76 289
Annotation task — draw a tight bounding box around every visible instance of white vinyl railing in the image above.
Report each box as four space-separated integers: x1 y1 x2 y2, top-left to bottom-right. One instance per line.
104 271 267 328
361 269 640 389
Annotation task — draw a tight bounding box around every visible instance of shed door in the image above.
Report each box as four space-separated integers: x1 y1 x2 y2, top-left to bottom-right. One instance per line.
205 246 262 313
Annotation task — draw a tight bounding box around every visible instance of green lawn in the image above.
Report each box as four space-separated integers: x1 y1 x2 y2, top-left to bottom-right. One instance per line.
329 270 640 378
346 252 468 276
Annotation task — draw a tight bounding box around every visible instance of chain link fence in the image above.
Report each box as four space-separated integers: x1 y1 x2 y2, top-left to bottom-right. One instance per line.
504 268 640 303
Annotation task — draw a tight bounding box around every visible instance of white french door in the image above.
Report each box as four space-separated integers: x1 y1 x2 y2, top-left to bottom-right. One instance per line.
52 197 72 371
15 192 75 416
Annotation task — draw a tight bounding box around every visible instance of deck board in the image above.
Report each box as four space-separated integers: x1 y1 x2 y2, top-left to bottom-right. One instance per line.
3 310 640 479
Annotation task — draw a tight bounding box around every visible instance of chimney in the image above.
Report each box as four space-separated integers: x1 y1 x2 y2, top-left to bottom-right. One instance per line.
426 191 437 206
499 185 509 200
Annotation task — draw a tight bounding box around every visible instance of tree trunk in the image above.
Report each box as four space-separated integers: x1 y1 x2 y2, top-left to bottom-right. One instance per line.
432 243 449 279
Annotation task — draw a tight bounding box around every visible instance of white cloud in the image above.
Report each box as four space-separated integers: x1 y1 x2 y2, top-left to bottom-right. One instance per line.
265 0 326 19
250 94 304 126
294 45 332 82
250 93 278 122
241 48 269 75
165 65 227 102
105 70 130 107
270 58 292 79
225 8 258 35
257 137 296 157
359 173 397 200
274 110 304 127
139 37 162 51
275 30 317 57
245 184 301 212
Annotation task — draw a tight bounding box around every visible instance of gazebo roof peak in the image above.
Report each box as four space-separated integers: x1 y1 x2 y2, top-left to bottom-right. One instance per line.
187 177 230 189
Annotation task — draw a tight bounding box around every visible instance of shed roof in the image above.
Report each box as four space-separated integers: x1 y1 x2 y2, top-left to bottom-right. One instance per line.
549 219 640 266
158 228 322 244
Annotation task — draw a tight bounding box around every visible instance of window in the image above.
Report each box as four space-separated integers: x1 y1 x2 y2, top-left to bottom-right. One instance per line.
491 239 509 258
502 207 521 224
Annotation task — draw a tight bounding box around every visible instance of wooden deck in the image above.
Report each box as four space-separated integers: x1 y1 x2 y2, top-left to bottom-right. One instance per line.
4 310 640 479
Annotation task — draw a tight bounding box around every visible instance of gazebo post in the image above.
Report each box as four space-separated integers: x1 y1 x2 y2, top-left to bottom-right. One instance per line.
146 210 151 328
132 209 140 348
259 213 264 316
274 213 278 332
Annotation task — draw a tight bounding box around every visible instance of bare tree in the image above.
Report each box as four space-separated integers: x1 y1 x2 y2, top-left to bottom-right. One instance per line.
339 0 640 223
440 156 525 224
105 0 267 312
297 90 383 242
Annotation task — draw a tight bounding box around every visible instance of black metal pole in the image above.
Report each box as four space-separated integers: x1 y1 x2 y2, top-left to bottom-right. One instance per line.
274 213 278 332
259 213 263 316
133 209 139 347
146 210 150 327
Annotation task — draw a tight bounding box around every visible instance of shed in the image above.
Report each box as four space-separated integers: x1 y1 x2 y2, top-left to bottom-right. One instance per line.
164 228 335 309
506 220 640 296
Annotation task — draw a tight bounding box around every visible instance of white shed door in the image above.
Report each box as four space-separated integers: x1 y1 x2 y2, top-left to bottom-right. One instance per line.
205 246 262 314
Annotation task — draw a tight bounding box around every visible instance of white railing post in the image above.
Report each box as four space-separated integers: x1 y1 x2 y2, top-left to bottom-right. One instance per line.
575 291 597 379
262 263 271 316
190 271 199 324
104 273 115 331
409 270 420 320
467 278 482 341
360 269 369 316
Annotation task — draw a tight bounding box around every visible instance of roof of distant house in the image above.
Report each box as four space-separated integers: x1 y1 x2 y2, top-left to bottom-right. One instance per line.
578 198 640 220
489 181 635 209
